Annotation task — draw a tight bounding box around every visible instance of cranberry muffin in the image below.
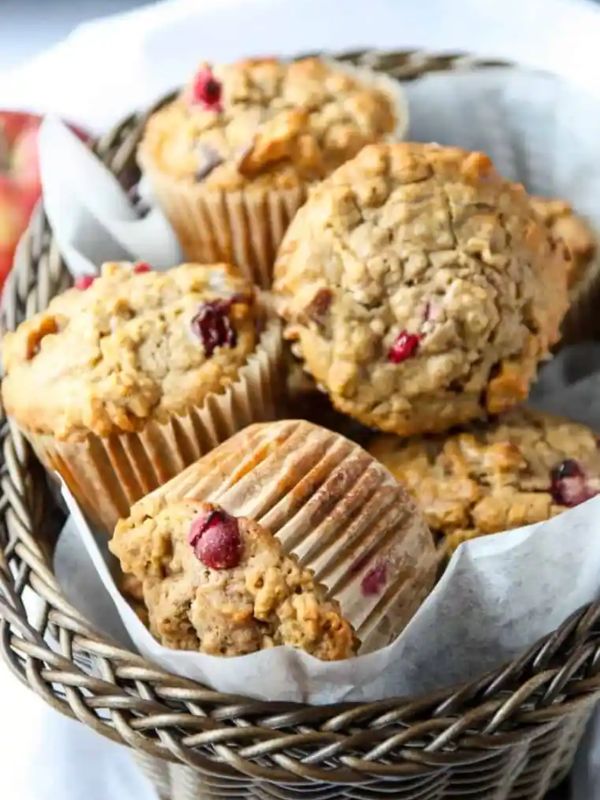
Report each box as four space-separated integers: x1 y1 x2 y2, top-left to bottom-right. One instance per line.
1 261 282 531
111 501 357 659
274 142 570 436
116 419 438 653
139 57 407 287
368 408 600 553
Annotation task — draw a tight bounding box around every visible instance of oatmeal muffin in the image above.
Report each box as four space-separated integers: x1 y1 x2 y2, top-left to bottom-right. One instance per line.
139 56 407 287
273 143 571 436
1 261 283 531
368 408 600 553
118 419 438 653
111 501 357 659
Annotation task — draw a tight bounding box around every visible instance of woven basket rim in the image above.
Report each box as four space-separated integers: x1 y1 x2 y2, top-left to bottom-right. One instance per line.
1 48 600 781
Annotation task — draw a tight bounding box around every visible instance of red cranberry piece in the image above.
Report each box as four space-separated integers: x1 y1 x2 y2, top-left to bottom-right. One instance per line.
361 562 387 596
191 68 223 111
191 300 237 357
133 262 151 274
550 459 596 507
188 508 242 569
388 330 421 364
74 275 96 290
552 459 583 481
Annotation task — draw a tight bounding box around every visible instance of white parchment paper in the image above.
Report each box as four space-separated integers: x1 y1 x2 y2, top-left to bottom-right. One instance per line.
57 464 600 704
38 117 182 276
45 66 600 705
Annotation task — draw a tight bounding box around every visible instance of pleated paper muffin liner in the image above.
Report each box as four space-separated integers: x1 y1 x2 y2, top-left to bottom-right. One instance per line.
141 60 409 289
121 419 439 653
143 174 307 289
22 318 284 534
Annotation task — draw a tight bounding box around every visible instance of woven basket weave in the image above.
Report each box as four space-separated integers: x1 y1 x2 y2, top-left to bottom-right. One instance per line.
1 49 600 800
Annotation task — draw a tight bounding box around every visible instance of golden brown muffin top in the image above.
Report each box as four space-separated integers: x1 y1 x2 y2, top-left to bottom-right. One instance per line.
369 409 600 553
139 57 402 191
273 142 570 437
111 500 357 659
2 262 258 439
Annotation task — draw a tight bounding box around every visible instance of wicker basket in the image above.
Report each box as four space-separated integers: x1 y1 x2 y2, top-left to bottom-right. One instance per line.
2 49 600 800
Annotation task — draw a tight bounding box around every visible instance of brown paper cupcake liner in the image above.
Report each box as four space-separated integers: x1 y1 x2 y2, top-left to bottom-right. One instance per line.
23 319 284 534
147 169 307 290
127 420 439 654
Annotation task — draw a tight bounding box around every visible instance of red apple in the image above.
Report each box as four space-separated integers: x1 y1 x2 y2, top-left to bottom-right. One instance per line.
0 177 31 280
11 124 41 195
0 112 92 292
0 111 43 290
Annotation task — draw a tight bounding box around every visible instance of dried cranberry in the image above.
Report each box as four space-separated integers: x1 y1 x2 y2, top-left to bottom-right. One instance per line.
191 68 223 111
550 459 597 507
74 275 96 290
361 562 387 596
133 262 151 274
191 300 237 357
388 331 421 364
552 459 583 481
188 508 242 570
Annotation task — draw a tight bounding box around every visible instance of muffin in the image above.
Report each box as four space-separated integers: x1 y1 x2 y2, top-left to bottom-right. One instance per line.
532 195 599 342
112 419 438 653
139 56 407 287
1 261 283 531
368 408 600 553
111 500 357 659
273 143 571 436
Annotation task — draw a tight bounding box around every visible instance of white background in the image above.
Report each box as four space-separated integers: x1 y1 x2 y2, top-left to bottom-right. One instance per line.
2 1 600 797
